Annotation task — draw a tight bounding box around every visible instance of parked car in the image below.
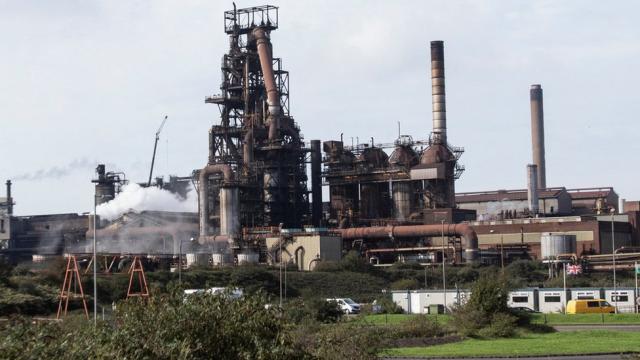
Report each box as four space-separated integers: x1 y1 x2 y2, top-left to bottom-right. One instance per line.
327 298 361 314
566 299 615 314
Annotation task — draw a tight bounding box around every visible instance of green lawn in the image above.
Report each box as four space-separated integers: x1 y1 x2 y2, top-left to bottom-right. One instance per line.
364 313 640 326
385 330 640 357
530 313 640 325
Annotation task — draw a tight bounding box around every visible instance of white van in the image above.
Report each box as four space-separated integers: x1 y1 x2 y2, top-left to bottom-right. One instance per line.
327 298 361 314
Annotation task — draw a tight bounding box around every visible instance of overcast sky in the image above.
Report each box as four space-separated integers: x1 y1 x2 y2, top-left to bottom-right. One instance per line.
1 0 639 216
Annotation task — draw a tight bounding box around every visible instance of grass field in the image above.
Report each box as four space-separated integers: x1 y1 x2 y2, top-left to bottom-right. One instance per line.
384 330 640 357
364 312 640 326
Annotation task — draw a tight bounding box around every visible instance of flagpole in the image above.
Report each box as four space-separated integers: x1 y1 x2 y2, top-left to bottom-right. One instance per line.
563 262 567 315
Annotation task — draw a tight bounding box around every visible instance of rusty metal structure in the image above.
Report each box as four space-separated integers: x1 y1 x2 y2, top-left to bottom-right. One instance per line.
323 41 465 228
196 5 313 249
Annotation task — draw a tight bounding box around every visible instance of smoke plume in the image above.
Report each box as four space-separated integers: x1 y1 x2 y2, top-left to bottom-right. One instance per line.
12 158 96 181
97 183 197 220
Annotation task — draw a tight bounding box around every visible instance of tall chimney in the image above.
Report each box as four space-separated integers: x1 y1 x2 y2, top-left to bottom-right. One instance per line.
5 180 12 216
530 84 546 189
431 41 446 145
527 164 539 215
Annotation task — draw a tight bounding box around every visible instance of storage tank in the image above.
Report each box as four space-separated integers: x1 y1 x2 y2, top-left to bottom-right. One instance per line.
540 233 576 259
237 252 259 264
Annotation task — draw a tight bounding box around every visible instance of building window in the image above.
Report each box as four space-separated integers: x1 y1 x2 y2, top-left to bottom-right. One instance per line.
612 295 629 302
577 296 594 300
512 296 529 303
0 219 4 233
544 296 561 303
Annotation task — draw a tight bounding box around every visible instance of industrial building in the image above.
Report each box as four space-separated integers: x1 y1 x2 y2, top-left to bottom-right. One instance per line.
2 4 639 272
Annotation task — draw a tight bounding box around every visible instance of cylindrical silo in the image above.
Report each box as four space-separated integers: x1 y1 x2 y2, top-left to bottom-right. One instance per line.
540 233 577 260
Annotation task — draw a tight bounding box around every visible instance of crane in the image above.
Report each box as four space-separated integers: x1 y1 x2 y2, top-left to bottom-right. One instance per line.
148 115 168 186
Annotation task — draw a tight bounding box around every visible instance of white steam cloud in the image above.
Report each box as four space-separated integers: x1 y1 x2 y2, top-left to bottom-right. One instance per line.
97 183 197 220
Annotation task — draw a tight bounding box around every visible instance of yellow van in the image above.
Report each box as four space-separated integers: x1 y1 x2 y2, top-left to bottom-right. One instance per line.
566 299 615 314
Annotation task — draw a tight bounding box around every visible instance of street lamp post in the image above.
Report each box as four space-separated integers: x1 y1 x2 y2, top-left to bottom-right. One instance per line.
441 220 446 314
611 209 617 313
93 195 97 325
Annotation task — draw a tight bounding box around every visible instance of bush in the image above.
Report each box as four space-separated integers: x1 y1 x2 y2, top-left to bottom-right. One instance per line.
311 298 343 323
310 324 384 360
390 278 420 290
395 315 445 338
450 276 515 338
0 290 309 359
375 296 404 314
476 312 518 338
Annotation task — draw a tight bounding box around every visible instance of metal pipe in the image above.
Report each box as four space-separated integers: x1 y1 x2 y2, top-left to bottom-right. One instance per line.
431 41 446 145
336 223 479 262
253 27 280 141
311 140 323 226
198 164 235 242
243 130 254 166
530 84 546 189
527 164 539 215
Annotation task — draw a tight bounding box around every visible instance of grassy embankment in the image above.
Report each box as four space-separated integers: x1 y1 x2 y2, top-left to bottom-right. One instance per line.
384 330 640 357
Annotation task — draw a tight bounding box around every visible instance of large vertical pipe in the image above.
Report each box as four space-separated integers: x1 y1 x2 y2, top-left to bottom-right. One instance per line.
198 164 235 242
5 180 12 216
527 164 539 215
253 27 280 141
431 41 446 145
530 84 546 189
311 140 323 226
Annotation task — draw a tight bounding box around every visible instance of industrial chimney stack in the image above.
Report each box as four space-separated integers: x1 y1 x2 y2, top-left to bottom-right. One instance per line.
5 180 12 216
527 164 539 215
431 41 446 145
530 84 546 189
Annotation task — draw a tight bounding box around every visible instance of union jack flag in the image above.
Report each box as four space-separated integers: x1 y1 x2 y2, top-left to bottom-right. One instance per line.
566 264 582 275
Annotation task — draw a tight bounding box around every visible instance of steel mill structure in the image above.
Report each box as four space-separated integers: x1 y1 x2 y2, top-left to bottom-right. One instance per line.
196 5 314 251
2 4 640 270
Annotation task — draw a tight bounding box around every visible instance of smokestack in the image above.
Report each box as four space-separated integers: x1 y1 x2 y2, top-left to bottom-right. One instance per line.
431 41 446 145
5 180 12 216
527 164 539 215
310 140 323 226
530 84 546 189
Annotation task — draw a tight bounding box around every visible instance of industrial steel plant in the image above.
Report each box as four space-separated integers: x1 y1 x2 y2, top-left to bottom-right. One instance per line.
2 4 640 278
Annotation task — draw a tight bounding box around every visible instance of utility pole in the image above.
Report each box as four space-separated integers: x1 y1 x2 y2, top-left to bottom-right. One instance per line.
441 220 446 314
611 209 618 314
93 195 97 325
